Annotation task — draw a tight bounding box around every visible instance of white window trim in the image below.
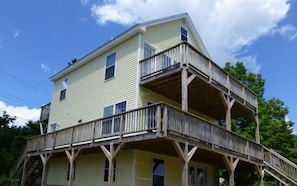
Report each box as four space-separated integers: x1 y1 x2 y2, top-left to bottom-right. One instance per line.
103 100 128 116
143 41 157 59
104 52 117 81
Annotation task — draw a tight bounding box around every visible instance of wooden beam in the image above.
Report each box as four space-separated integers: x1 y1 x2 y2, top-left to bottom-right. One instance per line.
172 141 198 186
254 165 264 186
100 142 126 186
187 74 195 85
181 67 188 112
65 149 81 186
20 156 30 186
40 153 52 186
220 93 235 131
253 113 260 144
222 155 239 186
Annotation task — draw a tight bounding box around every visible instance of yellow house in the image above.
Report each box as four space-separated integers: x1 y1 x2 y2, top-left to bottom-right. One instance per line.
11 13 297 186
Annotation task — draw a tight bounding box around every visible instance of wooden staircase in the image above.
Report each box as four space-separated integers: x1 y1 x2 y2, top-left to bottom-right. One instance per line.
10 145 42 185
263 147 297 186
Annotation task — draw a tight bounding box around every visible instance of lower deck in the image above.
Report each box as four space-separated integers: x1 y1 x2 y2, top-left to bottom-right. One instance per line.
17 103 264 186
45 149 219 186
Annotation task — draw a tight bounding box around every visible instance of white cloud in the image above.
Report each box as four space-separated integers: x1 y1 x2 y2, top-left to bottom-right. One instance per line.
13 30 20 38
81 0 90 6
270 24 297 41
40 63 50 72
0 101 40 127
89 0 291 72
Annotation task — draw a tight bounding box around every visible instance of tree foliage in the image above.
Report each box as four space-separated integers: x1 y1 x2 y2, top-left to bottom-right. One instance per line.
0 112 41 176
223 62 297 184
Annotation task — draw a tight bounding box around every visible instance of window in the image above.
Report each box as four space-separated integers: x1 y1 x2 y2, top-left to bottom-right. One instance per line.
50 123 58 132
189 166 205 186
59 79 68 100
144 45 155 59
152 159 164 186
104 158 117 182
105 52 116 80
143 45 155 76
102 101 126 135
181 26 188 42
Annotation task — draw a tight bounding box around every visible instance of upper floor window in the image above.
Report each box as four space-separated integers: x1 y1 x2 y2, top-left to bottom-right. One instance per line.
59 79 68 101
50 123 59 132
102 101 127 135
144 45 155 59
181 26 188 42
105 52 116 80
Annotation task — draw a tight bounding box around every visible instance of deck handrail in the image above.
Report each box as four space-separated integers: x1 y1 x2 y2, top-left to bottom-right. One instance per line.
24 103 263 164
263 147 297 183
139 42 257 111
9 145 27 178
164 104 263 162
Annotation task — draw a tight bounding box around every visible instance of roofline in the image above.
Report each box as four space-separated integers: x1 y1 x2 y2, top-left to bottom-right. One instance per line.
50 25 144 81
50 13 210 81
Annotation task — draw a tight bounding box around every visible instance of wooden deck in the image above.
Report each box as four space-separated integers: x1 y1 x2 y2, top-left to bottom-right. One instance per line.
139 42 257 120
12 103 297 185
25 103 263 164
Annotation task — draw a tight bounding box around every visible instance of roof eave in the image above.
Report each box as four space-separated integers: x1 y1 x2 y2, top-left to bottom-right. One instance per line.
50 26 145 82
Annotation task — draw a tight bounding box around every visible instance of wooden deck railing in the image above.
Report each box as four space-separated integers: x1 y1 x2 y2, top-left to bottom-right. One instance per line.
139 42 257 111
25 103 262 164
264 147 297 184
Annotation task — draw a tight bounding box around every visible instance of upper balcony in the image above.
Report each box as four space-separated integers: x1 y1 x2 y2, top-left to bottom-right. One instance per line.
139 42 257 120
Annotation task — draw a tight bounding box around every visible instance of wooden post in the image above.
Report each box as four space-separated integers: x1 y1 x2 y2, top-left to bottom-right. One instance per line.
222 155 239 186
162 105 168 136
173 141 198 186
40 153 52 186
156 105 161 137
20 156 30 186
254 113 260 144
100 142 126 186
65 149 81 186
220 93 235 131
181 66 188 112
255 165 264 186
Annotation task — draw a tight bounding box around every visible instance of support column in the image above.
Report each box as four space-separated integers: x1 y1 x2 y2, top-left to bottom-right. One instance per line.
255 165 264 186
65 149 81 186
173 141 198 186
253 113 260 144
220 93 235 131
20 156 30 186
40 153 52 186
181 67 188 112
222 155 239 186
100 142 126 186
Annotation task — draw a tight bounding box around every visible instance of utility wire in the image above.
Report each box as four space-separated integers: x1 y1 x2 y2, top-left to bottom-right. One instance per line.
0 67 50 97
0 90 41 107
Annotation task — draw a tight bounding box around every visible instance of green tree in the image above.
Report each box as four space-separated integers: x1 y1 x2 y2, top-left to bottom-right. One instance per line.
223 62 297 184
0 112 41 176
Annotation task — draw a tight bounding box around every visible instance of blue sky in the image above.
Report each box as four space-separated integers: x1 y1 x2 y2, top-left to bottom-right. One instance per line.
0 0 297 131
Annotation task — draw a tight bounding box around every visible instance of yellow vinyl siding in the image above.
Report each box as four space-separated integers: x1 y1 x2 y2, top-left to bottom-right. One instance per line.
139 87 217 123
47 151 134 186
48 36 139 130
47 156 68 186
134 150 219 186
142 19 203 54
143 19 184 51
